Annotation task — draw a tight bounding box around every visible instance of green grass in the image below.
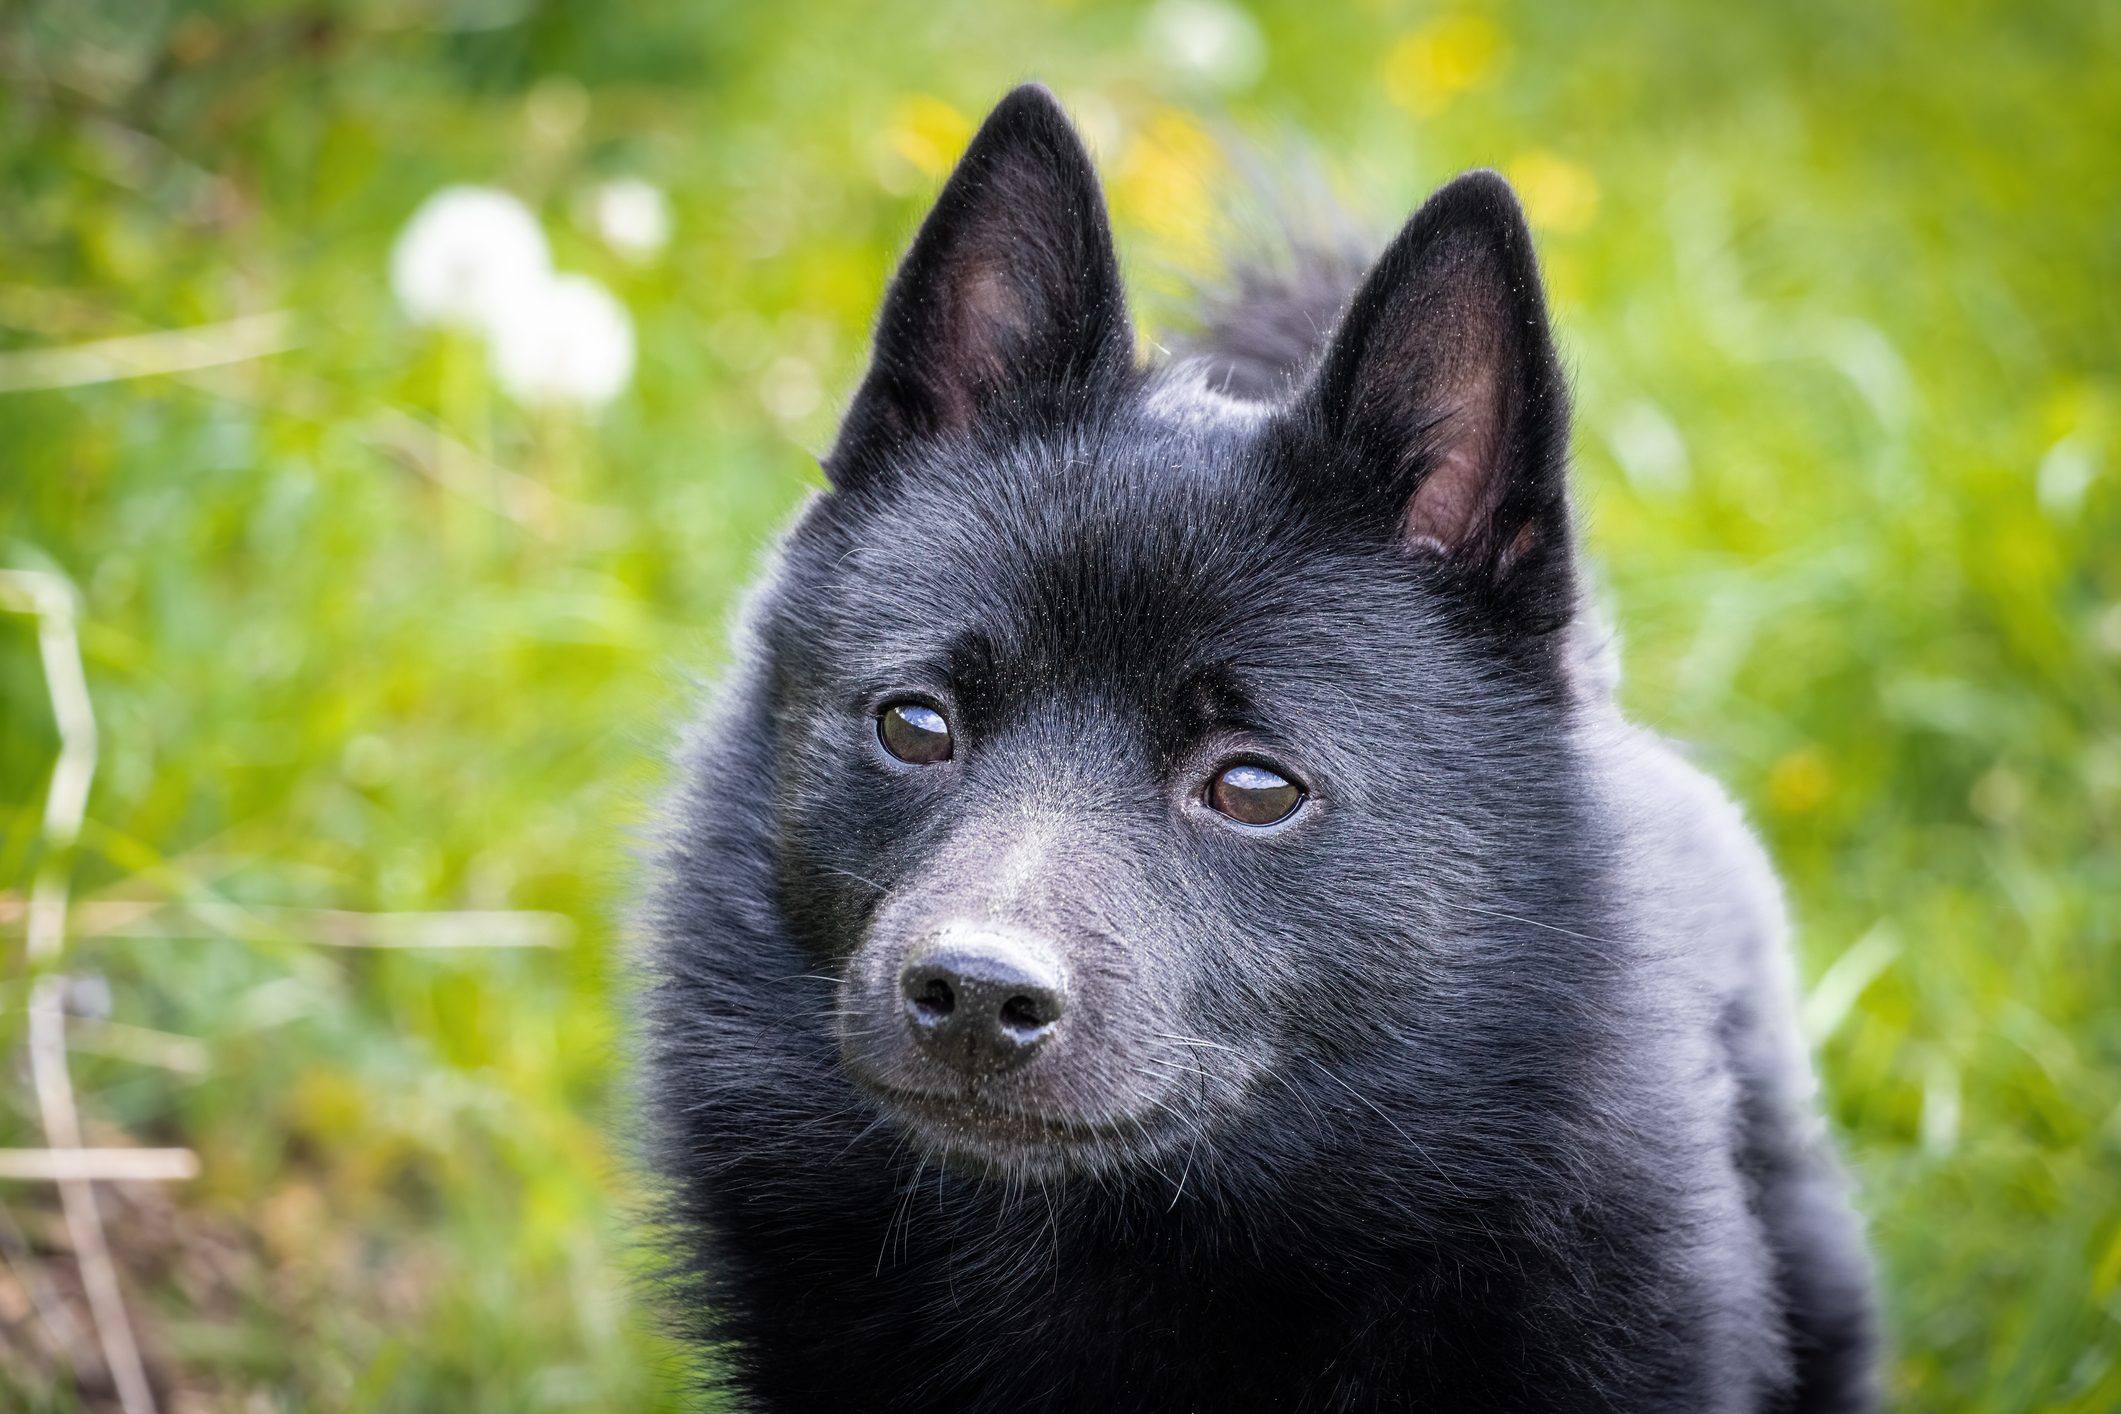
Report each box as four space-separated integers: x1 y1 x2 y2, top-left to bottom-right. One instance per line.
2 0 2116 1407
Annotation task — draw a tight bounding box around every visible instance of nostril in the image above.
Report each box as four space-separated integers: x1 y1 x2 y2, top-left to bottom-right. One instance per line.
998 992 1053 1038
907 975 955 1025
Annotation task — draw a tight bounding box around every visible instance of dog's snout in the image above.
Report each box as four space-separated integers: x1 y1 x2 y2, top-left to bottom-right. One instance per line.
899 929 1066 1075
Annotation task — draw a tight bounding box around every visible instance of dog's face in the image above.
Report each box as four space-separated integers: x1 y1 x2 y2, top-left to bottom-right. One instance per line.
750 87 1582 1179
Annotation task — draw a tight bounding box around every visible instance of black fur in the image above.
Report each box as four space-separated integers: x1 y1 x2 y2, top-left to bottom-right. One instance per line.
642 84 1879 1413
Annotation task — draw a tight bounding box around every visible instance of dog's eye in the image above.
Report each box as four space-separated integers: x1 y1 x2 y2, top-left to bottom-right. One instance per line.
1209 763 1302 826
879 702 953 764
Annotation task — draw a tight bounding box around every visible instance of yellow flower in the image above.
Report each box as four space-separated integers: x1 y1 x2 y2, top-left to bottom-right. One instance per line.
1766 748 1832 815
1507 150 1600 234
888 95 973 178
1382 15 1505 116
1112 108 1225 264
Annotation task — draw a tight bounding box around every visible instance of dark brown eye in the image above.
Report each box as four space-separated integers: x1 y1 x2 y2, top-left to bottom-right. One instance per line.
879 702 953 764
1208 763 1303 827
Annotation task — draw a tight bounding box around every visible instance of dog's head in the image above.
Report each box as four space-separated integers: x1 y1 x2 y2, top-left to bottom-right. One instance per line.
717 86 1595 1181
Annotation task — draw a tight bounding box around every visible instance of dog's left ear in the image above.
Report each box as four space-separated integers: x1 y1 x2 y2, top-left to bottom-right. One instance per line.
825 85 1132 487
1292 170 1574 634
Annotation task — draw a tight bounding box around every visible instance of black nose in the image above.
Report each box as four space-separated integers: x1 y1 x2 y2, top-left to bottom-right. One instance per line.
900 930 1067 1076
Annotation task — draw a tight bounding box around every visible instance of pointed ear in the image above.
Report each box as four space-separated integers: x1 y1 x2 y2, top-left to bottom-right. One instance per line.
1295 170 1574 631
825 84 1133 486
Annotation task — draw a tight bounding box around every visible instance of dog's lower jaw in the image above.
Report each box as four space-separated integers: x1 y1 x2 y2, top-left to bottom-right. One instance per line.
852 1078 1201 1181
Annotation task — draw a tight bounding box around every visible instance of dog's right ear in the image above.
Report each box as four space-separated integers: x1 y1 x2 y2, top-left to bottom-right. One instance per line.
824 84 1133 489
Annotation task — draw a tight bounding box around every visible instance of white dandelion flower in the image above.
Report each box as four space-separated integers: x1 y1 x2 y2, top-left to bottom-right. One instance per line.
592 177 672 262
489 272 635 409
391 185 552 332
1142 0 1267 92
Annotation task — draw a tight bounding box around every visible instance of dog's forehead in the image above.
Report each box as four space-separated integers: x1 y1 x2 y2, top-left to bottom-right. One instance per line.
804 426 1464 744
838 431 1315 671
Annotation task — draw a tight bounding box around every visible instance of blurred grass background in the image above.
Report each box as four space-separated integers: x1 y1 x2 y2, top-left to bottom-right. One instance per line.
1 0 2116 1408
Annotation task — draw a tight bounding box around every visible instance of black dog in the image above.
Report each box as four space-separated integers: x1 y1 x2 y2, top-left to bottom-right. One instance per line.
644 84 1878 1412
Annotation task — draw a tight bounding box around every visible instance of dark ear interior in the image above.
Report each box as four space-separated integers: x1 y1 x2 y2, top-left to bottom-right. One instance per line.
825 85 1132 485
1297 170 1574 630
